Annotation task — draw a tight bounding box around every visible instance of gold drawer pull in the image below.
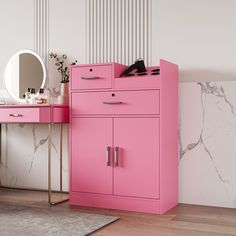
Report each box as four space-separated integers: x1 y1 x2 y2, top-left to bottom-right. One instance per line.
103 101 123 105
81 76 100 80
9 113 23 117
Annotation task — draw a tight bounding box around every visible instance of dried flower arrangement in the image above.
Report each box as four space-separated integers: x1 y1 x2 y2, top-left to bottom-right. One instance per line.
49 53 77 83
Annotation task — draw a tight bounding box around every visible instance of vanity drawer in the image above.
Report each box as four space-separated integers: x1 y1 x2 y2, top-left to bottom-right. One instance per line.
71 90 160 115
71 65 112 90
0 107 50 123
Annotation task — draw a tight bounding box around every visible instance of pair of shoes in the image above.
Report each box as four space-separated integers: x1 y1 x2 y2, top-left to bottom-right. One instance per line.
120 59 146 77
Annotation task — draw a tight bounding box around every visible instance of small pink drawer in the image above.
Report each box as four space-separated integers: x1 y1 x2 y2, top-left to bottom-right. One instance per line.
71 65 112 90
0 107 50 123
71 90 160 115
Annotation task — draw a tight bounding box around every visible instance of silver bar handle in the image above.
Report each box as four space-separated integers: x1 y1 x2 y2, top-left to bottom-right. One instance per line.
103 101 123 105
114 147 119 167
9 113 23 117
106 146 111 166
81 76 100 80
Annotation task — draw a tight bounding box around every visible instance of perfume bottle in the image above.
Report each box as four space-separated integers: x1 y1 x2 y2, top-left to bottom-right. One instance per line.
25 88 31 103
29 88 36 104
37 88 48 104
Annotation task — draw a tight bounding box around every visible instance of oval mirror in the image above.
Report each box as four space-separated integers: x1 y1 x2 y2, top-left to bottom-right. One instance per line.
4 50 46 102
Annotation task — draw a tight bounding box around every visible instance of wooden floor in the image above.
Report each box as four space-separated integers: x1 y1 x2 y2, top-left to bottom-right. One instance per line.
1 187 236 236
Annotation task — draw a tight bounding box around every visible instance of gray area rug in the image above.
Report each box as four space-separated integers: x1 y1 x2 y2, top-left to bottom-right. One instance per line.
0 203 119 236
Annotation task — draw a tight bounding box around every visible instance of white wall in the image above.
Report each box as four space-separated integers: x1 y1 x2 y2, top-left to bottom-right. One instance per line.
48 0 87 90
0 0 35 89
152 0 236 82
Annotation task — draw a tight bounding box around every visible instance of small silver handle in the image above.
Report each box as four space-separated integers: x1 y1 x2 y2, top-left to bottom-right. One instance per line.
81 76 100 80
103 101 123 105
106 146 111 166
114 147 119 167
9 113 23 117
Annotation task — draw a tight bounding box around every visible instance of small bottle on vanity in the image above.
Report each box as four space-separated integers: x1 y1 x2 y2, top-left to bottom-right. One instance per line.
29 88 36 104
36 88 47 104
25 88 31 103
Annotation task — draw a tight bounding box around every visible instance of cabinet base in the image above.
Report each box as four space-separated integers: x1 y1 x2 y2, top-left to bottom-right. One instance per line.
70 192 174 214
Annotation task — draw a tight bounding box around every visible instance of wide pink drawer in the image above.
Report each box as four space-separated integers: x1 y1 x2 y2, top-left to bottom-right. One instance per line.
0 107 50 123
71 65 112 90
71 90 160 115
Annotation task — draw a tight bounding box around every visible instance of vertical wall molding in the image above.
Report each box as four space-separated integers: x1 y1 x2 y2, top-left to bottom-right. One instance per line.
87 0 152 66
34 0 49 66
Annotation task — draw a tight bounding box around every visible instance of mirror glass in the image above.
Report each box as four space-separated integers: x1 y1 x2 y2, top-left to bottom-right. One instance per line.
4 50 46 101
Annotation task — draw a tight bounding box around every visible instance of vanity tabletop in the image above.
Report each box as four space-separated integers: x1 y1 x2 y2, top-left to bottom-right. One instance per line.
0 104 68 108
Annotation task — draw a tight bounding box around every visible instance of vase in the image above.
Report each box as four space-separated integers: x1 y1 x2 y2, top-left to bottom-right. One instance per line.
58 83 69 104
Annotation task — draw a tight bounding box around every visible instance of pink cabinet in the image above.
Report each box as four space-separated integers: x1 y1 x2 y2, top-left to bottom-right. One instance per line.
70 60 178 214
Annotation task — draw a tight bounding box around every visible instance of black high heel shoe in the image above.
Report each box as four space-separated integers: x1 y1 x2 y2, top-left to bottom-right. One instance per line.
120 58 146 77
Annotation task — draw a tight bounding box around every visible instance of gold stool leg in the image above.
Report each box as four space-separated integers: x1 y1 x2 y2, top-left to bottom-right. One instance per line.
48 123 69 205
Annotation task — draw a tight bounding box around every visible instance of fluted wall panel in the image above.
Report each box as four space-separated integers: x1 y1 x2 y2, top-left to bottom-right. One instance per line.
87 0 152 66
35 0 49 66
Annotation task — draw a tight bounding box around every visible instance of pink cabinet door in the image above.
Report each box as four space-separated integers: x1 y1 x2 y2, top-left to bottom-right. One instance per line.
71 117 113 194
113 118 160 199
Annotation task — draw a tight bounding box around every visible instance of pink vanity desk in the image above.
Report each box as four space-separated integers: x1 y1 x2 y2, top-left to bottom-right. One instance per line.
0 104 69 205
